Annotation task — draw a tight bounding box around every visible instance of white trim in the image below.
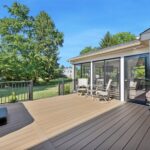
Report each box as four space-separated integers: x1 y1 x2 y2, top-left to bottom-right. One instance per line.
72 65 75 92
120 57 125 102
90 61 93 95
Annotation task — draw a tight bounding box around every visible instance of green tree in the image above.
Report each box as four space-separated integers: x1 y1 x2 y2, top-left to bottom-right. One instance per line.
0 2 64 82
113 32 136 45
80 46 93 55
34 11 64 80
100 31 136 48
99 32 115 48
0 2 33 80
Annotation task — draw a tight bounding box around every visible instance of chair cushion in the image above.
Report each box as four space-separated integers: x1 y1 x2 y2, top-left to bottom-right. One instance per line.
96 91 108 96
78 88 87 92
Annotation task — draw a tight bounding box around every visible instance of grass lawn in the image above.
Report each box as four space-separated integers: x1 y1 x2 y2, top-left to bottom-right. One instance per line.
33 84 58 100
0 78 73 104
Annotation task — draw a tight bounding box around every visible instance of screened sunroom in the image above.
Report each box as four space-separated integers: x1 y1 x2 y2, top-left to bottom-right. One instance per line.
69 28 150 103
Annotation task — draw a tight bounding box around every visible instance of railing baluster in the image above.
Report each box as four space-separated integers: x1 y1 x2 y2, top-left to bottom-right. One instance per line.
0 83 2 104
0 81 33 104
5 83 6 103
27 82 29 99
24 82 25 100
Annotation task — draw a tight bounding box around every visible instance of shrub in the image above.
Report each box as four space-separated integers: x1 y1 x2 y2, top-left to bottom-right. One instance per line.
9 92 17 103
64 84 70 94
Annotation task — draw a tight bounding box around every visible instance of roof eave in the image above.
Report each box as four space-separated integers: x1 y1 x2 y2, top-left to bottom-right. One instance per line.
69 40 141 63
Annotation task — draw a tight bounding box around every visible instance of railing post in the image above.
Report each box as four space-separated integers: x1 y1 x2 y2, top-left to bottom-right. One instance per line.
62 79 64 95
29 80 33 100
58 79 64 95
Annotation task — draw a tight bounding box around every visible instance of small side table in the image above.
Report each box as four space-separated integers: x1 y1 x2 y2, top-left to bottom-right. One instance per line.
0 107 8 125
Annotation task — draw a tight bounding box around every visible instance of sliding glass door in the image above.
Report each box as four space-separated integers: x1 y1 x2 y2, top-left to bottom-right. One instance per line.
93 58 120 99
105 59 120 99
93 61 104 87
124 54 150 103
74 63 90 90
74 64 81 90
81 63 91 83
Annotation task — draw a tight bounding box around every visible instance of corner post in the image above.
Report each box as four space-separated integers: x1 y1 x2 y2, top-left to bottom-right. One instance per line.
90 61 93 95
72 64 76 92
120 56 125 102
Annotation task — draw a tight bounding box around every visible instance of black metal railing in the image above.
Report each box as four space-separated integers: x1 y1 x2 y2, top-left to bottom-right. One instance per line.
0 81 33 104
58 79 74 95
0 79 73 104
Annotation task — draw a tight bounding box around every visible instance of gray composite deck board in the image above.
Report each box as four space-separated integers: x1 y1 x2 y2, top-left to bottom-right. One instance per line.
67 105 144 150
97 106 144 150
52 104 130 147
55 103 136 150
109 110 149 150
137 125 150 150
123 115 150 150
51 104 127 143
51 103 150 150
82 104 146 150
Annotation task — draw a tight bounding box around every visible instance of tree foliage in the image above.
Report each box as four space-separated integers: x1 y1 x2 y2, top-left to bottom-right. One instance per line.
99 32 115 48
80 32 136 55
0 2 63 82
100 32 136 48
80 46 93 55
113 32 136 45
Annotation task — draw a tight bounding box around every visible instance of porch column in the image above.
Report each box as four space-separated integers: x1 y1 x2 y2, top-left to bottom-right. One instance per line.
90 61 93 95
149 40 150 65
120 56 125 102
72 64 75 91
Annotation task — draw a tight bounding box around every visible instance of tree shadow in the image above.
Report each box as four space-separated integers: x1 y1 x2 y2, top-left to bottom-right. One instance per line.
0 103 34 137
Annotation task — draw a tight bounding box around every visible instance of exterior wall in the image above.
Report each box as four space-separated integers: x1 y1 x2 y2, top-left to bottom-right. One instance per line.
63 67 73 78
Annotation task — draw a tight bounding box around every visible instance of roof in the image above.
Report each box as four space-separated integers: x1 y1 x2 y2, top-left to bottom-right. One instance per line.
140 28 150 35
69 27 150 63
69 39 141 63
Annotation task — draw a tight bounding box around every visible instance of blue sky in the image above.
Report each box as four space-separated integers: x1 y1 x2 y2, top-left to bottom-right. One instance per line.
0 0 150 66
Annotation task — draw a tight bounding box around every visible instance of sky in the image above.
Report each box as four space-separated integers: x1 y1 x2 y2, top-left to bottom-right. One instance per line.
0 0 150 67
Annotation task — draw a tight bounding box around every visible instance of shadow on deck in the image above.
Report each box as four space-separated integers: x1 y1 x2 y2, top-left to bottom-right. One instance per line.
0 103 34 137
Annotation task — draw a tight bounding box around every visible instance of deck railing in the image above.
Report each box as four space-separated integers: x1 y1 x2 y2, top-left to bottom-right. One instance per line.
0 79 73 104
0 81 33 104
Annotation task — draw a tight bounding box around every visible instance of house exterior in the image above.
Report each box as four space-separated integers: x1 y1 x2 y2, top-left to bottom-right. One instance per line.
63 67 73 78
69 28 150 103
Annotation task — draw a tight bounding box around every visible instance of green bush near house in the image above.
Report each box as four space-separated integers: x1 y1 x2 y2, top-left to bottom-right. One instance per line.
64 84 71 94
9 92 17 103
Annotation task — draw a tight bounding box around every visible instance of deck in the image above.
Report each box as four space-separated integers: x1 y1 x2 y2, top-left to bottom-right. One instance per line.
0 94 121 150
0 94 150 150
